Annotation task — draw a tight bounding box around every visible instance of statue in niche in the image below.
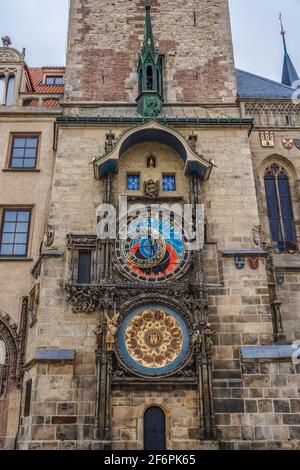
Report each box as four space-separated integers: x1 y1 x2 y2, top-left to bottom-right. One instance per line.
147 155 156 168
144 179 159 199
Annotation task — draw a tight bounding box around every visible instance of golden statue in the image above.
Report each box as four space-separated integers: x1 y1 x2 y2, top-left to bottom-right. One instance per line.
105 312 120 351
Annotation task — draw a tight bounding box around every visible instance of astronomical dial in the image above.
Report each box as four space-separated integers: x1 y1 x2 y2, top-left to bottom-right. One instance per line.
116 212 189 282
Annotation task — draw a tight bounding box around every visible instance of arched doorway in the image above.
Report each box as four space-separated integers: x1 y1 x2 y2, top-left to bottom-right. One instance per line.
144 406 166 451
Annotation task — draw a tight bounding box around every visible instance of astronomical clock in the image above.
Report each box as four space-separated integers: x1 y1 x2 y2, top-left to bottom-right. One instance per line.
113 209 194 378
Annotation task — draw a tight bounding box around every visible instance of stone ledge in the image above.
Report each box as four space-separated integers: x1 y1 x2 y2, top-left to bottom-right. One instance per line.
241 344 298 362
35 348 75 362
221 249 268 258
274 254 300 270
24 348 76 369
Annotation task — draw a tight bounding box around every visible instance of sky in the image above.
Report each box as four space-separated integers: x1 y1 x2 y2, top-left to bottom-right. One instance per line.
0 0 299 83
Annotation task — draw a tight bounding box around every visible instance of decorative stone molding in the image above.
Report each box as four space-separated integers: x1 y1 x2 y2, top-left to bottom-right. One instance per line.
0 310 19 396
0 47 23 64
244 101 300 127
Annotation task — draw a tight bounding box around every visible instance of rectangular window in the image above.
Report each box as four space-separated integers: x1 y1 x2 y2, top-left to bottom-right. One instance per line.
45 76 64 85
162 175 176 192
24 379 32 417
0 209 31 257
78 250 92 284
127 175 140 191
9 135 39 169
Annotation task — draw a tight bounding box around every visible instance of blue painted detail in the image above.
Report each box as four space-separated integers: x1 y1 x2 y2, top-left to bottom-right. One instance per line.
162 175 176 192
127 174 140 191
140 238 158 258
117 304 190 376
241 344 299 361
236 69 296 99
234 256 245 270
98 159 118 178
185 160 206 179
35 348 75 362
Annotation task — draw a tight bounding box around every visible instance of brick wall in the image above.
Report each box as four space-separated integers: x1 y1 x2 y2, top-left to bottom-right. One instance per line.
65 0 237 104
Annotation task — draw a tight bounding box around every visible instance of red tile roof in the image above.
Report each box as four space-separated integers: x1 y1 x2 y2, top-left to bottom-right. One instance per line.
27 67 65 94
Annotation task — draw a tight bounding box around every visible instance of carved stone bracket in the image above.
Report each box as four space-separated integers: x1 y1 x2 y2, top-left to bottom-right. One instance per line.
65 285 104 313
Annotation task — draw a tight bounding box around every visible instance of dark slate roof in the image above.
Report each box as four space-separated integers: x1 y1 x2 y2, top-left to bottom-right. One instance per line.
282 53 299 87
236 69 296 99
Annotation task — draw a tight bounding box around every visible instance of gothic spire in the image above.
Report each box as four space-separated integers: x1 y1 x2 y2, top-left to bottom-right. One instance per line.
280 14 299 88
140 3 157 64
136 3 164 118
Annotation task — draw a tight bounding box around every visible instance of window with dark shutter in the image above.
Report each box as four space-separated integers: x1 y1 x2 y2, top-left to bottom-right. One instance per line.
78 250 92 284
24 379 32 417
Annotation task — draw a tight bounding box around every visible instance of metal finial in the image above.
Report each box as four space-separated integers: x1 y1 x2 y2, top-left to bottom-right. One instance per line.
279 13 287 54
1 36 11 47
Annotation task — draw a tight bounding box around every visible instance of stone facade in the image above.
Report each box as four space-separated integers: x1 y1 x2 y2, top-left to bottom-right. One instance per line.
0 0 300 451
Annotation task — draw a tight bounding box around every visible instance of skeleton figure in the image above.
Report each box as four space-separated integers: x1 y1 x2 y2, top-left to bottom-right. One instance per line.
105 313 120 351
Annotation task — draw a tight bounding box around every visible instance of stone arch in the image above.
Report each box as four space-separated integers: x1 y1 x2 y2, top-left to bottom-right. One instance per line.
137 399 172 450
0 311 18 397
258 154 299 246
259 154 297 181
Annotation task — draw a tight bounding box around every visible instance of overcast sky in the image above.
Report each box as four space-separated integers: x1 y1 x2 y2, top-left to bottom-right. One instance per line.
0 0 299 83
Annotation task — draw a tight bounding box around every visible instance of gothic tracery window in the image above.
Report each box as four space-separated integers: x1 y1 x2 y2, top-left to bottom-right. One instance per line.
264 163 296 244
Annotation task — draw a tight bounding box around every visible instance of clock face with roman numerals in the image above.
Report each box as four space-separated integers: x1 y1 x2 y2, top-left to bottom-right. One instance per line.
116 211 189 282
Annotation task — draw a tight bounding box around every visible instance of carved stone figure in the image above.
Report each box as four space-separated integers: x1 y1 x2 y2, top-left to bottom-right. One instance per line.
204 324 216 350
105 313 119 351
252 225 262 246
144 179 159 199
44 226 55 247
147 155 156 168
93 325 103 350
105 131 116 153
2 36 11 47
188 132 198 150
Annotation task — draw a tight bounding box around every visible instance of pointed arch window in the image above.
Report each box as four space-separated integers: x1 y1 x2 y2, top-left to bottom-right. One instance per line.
264 163 296 243
0 75 15 106
146 66 153 90
5 76 15 106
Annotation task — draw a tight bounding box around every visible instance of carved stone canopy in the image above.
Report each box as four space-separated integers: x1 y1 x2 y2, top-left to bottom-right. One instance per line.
93 121 213 180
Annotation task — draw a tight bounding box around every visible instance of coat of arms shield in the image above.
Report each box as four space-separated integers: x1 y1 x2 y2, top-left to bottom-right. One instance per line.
234 256 245 270
248 257 259 270
294 139 300 150
282 138 294 150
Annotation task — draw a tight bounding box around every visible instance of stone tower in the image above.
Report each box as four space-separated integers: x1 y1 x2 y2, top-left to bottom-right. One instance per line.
64 0 237 104
10 0 300 451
